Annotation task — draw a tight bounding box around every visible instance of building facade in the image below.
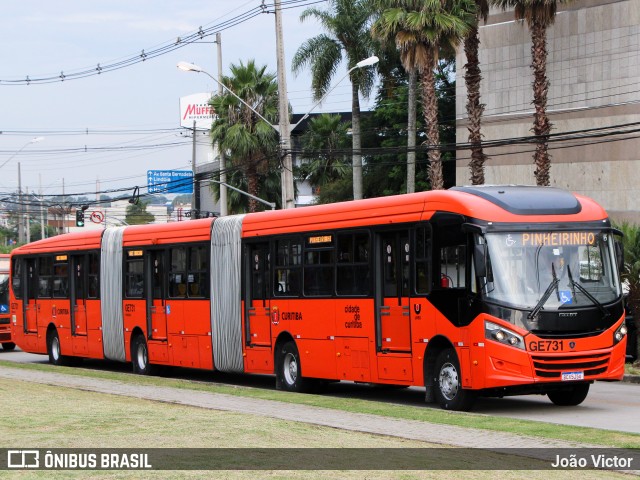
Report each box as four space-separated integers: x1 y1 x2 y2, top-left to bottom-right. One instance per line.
455 0 640 222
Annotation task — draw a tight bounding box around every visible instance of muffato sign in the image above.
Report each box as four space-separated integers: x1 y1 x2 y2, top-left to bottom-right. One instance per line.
179 93 215 129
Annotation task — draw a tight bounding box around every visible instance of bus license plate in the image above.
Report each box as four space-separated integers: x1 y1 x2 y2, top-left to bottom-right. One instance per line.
561 371 584 381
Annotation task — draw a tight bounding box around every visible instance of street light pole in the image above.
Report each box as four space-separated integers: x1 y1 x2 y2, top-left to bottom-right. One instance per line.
215 32 228 217
274 0 294 210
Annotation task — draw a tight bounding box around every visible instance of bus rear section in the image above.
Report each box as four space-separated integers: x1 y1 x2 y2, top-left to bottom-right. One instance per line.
0 254 14 351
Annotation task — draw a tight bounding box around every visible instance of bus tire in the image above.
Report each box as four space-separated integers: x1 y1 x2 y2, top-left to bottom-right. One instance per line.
434 348 476 411
2 342 16 351
277 341 309 393
547 383 590 406
131 335 153 375
47 329 66 366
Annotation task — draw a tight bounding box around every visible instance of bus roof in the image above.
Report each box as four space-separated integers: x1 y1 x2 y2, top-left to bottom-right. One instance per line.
242 187 608 237
11 230 104 255
9 187 609 251
122 217 214 246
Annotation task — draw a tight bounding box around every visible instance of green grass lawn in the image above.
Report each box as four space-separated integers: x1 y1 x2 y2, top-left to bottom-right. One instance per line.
0 379 630 479
2 359 640 451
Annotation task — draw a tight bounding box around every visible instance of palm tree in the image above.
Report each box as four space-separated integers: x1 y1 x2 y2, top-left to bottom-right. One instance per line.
292 0 376 201
209 60 279 213
494 0 570 186
372 0 476 190
464 0 490 185
297 113 351 190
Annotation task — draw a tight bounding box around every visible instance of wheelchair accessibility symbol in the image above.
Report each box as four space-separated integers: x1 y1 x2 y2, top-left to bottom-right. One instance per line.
559 290 573 305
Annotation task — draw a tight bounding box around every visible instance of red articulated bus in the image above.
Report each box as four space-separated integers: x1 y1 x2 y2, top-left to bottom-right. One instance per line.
0 254 14 351
9 186 627 410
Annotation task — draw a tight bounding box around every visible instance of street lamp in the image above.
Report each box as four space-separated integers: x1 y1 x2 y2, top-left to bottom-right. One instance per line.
177 56 379 210
0 136 44 171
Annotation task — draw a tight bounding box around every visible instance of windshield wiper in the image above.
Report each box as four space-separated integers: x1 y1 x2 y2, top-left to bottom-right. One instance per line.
528 263 560 319
566 265 610 318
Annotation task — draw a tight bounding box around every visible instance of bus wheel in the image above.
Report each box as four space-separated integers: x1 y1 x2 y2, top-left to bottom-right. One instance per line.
547 383 590 406
277 341 309 393
131 335 153 375
47 329 66 366
2 342 16 351
434 348 476 411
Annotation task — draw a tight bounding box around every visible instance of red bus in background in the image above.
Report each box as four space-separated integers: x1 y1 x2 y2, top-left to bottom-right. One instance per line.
0 254 14 351
8 186 627 410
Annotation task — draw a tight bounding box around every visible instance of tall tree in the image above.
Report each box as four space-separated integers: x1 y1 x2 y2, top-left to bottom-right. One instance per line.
209 60 279 213
292 0 376 200
494 0 570 186
297 113 351 191
125 201 155 225
372 0 475 190
464 0 490 185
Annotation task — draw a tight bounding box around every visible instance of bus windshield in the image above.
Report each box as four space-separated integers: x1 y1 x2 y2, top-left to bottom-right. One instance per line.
482 230 621 310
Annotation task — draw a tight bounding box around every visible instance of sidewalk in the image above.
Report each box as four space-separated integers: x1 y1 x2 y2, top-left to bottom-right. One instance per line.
0 365 615 463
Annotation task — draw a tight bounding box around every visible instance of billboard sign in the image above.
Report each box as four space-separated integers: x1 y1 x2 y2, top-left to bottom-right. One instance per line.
147 170 193 194
180 93 215 129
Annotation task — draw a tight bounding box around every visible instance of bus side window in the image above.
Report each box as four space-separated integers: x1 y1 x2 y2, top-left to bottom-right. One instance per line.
415 227 431 295
188 245 208 298
12 257 23 299
53 261 69 298
125 256 144 298
169 247 187 298
304 237 333 297
38 256 53 298
275 239 301 297
337 232 370 296
88 252 100 299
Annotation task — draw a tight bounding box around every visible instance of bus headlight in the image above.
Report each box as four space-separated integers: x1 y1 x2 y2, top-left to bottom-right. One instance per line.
485 321 525 350
614 323 628 344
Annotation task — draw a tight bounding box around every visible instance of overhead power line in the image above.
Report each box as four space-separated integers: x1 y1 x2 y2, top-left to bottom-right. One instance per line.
0 0 324 86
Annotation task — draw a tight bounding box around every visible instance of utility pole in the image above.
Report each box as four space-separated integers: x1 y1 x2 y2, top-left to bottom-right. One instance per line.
191 120 199 219
216 32 228 216
18 162 24 243
39 174 45 240
25 185 30 243
274 0 295 209
62 178 66 234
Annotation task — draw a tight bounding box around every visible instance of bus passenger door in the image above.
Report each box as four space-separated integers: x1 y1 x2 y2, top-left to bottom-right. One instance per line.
376 231 412 353
70 255 87 336
147 250 167 340
244 243 272 347
24 258 38 334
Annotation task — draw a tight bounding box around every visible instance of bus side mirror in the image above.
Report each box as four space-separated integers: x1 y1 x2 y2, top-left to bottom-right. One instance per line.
474 244 487 278
615 240 624 273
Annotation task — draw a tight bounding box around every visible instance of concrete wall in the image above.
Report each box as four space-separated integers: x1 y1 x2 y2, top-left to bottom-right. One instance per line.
455 0 640 222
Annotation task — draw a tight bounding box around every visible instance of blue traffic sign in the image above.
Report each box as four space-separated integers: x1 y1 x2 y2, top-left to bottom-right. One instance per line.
147 170 193 194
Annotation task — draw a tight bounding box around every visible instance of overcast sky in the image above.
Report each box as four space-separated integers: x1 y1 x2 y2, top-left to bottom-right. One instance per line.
0 0 374 200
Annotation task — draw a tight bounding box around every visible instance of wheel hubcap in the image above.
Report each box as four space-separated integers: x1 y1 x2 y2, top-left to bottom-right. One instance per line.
438 362 459 401
283 353 297 385
137 344 147 370
52 337 60 360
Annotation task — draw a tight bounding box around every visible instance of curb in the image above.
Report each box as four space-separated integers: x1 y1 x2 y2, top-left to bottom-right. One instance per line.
623 374 640 384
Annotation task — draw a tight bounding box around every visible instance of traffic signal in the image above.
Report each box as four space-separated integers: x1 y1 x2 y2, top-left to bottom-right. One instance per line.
75 209 85 227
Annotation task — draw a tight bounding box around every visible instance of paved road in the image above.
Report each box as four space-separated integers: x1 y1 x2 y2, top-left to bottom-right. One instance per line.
2 348 640 434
